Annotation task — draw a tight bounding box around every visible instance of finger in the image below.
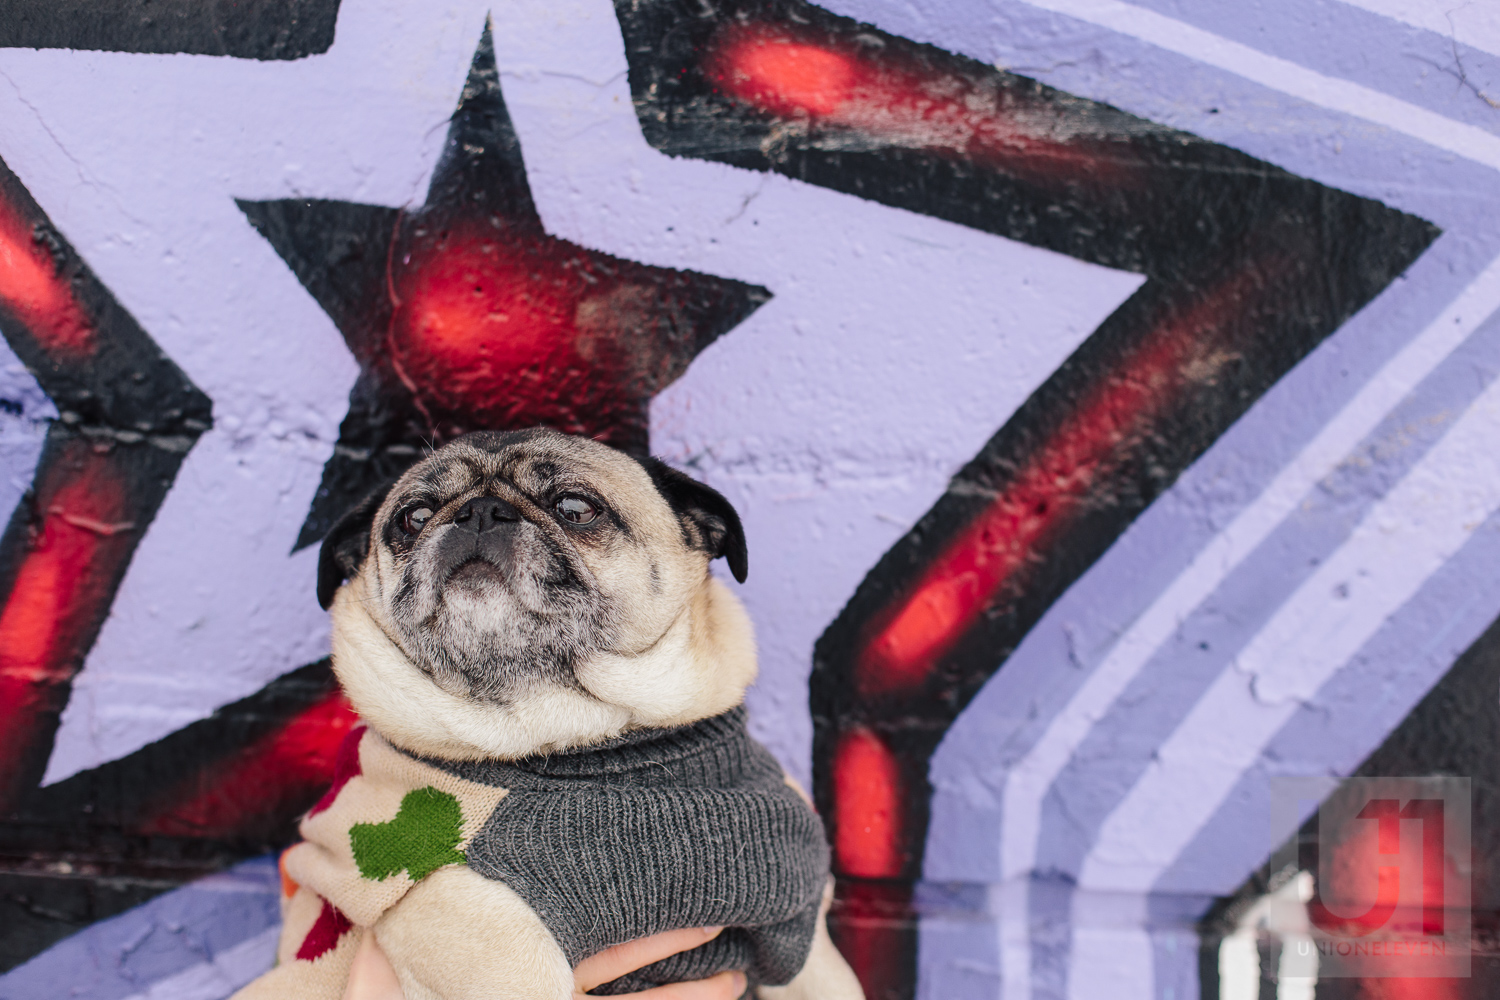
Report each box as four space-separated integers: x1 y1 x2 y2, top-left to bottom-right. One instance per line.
782 773 813 807
606 970 748 1000
343 933 406 1000
574 927 725 992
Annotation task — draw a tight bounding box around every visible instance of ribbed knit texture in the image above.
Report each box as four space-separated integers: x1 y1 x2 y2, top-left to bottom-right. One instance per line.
430 708 828 995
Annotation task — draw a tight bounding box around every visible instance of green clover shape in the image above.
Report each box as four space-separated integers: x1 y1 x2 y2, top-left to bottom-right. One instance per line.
350 786 466 882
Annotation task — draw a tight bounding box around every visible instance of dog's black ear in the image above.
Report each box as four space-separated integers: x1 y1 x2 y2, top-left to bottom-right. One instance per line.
638 458 748 583
316 481 396 610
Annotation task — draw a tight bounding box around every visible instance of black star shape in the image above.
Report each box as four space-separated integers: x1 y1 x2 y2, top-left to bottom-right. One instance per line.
239 24 770 549
0 153 212 813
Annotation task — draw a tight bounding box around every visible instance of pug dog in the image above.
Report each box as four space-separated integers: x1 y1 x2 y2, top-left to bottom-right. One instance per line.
234 429 863 1000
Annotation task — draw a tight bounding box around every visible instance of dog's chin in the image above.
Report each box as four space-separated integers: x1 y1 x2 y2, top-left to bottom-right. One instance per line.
388 576 595 704
436 558 538 615
433 573 522 626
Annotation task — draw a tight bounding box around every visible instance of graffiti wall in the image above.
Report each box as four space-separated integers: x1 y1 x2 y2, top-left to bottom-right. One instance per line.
0 0 1496 998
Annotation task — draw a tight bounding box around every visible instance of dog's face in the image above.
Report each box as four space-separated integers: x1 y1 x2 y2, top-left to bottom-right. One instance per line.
317 429 753 757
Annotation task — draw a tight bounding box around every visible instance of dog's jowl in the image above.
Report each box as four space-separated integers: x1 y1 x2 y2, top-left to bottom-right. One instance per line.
233 429 863 1000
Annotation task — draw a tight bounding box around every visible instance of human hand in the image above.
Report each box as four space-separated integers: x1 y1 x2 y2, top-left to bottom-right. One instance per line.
342 924 747 1000
574 926 747 999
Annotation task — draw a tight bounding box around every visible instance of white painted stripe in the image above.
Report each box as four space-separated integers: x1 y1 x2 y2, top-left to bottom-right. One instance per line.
996 878 1031 1000
1067 926 1154 1000
997 255 1500 996
1000 254 1500 876
1065 890 1153 1000
119 926 278 1000
1336 0 1500 60
1080 358 1500 892
1220 930 1261 1000
1019 0 1500 170
963 4 1500 998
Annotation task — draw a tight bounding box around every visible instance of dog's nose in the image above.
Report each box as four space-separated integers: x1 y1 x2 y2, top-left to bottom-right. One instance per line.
452 496 522 532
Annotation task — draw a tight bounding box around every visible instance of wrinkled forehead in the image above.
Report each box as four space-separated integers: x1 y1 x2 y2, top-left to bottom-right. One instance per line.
393 430 644 501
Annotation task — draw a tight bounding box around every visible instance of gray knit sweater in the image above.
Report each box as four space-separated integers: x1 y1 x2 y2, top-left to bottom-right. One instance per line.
427 708 829 995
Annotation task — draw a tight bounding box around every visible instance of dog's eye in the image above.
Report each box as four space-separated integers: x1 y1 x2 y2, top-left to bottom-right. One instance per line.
556 496 598 525
402 507 434 534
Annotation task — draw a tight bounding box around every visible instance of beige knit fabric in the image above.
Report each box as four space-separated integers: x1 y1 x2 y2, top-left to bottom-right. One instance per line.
232 887 364 1000
285 727 508 927
231 726 508 1000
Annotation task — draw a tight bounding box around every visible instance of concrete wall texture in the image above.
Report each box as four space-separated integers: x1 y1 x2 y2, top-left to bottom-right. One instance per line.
0 1 1497 998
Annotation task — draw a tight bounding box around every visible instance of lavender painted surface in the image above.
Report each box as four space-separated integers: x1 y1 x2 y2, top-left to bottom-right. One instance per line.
0 858 278 1000
0 337 54 525
924 229 1500 868
0 0 1144 790
485 0 1145 786
1033 299 1500 887
1165 504 1500 898
0 3 458 781
1 0 1497 997
1341 0 1500 58
1134 0 1500 134
889 0 1500 995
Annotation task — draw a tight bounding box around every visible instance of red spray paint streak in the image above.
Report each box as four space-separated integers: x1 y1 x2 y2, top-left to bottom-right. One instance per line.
705 23 1141 193
825 260 1281 993
139 691 358 838
386 217 663 443
830 879 916 1000
0 444 132 804
0 196 95 357
833 727 905 878
853 262 1275 699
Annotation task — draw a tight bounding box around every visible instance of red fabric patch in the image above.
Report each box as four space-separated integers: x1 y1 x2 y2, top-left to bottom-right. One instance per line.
296 899 354 961
306 725 365 817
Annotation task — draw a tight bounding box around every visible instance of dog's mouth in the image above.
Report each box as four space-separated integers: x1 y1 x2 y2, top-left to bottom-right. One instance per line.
445 557 505 587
